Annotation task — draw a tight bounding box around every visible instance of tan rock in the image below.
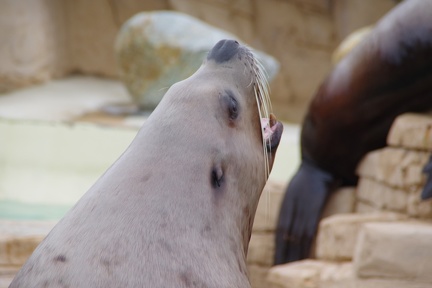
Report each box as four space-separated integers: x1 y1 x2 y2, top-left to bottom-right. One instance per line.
387 113 432 150
0 236 43 266
267 260 353 288
353 278 432 288
66 0 168 78
248 264 270 288
253 184 356 235
316 213 406 261
407 190 432 218
0 0 168 93
115 10 279 109
355 201 380 214
357 147 429 189
354 221 432 284
267 260 322 288
356 178 408 212
0 0 69 93
253 180 285 232
247 233 274 267
322 187 357 218
332 0 395 40
0 220 56 266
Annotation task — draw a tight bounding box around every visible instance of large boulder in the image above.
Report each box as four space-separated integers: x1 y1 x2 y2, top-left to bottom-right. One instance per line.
115 10 280 110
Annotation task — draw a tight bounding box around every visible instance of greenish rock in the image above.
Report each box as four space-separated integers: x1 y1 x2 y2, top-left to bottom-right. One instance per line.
115 10 279 110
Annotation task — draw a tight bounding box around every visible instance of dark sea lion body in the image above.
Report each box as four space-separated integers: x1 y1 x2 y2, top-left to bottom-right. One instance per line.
9 40 283 288
275 0 432 264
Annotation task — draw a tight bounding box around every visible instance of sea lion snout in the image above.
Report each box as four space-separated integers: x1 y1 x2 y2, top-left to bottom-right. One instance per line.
207 39 240 63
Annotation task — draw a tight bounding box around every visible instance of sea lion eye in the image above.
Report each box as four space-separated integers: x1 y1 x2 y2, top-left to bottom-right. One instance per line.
220 90 239 122
228 94 239 120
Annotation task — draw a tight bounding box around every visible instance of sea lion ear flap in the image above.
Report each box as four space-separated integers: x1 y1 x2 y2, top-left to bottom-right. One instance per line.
421 155 432 200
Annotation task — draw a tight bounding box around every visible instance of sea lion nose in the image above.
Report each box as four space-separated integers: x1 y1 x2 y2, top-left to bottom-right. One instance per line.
207 39 240 63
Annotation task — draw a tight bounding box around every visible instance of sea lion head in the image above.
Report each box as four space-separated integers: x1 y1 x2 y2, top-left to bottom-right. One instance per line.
145 39 283 246
203 39 284 176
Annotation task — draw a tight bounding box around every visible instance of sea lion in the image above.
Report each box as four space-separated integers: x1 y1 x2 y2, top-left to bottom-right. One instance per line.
275 0 432 265
10 39 283 288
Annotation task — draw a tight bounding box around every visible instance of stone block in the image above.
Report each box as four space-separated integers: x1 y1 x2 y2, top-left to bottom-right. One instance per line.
357 147 429 189
253 180 285 232
354 221 432 284
248 264 270 288
356 178 408 212
267 260 353 288
322 187 356 218
387 113 432 150
407 190 432 219
247 233 274 267
355 201 380 214
316 213 406 261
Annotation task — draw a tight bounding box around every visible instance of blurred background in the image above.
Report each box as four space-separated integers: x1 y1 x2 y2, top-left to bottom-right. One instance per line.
4 1 425 288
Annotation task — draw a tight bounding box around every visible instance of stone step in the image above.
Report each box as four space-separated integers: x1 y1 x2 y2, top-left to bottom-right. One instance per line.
267 259 353 288
354 221 432 284
316 212 406 261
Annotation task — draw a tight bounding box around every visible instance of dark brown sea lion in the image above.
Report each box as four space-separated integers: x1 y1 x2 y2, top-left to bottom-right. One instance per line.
9 40 283 288
275 0 432 264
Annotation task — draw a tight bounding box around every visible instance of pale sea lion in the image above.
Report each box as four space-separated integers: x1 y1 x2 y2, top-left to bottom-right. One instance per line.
10 40 283 287
275 0 432 264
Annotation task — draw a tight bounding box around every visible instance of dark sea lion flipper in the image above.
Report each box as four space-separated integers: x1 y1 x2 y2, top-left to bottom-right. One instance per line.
421 155 432 200
274 160 335 264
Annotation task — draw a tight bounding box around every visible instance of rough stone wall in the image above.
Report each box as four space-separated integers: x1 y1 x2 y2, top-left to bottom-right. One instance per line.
0 0 69 92
0 0 396 122
0 0 168 93
267 113 432 288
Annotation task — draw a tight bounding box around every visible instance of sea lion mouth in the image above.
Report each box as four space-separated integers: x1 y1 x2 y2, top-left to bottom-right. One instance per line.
209 39 280 177
261 113 283 152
